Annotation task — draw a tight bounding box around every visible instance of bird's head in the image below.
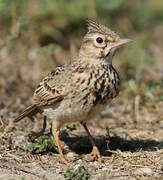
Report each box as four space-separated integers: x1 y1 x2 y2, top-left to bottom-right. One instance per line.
79 20 132 64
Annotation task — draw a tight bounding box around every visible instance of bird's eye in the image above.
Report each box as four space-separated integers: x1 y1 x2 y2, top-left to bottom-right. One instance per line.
96 37 103 44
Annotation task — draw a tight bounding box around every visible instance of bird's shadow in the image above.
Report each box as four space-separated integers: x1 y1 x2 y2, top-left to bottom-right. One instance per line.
59 129 163 156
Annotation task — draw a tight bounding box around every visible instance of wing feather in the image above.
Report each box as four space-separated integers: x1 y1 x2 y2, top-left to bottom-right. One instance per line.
33 65 67 106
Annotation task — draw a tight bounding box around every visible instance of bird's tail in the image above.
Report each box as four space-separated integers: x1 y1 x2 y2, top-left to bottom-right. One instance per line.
14 104 40 122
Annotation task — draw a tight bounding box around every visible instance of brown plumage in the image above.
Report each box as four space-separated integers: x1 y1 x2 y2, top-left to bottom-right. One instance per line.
14 20 132 165
14 104 38 122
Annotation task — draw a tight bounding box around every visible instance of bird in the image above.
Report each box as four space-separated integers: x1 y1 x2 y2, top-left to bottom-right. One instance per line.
14 20 132 165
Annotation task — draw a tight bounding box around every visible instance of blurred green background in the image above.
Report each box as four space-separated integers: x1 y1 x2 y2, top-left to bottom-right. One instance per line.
0 0 163 103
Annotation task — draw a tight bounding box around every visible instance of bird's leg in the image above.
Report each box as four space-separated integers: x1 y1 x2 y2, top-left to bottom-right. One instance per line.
81 122 102 161
52 126 70 166
29 116 47 137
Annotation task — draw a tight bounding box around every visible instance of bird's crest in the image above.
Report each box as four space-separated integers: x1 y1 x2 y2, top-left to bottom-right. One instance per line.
87 20 117 38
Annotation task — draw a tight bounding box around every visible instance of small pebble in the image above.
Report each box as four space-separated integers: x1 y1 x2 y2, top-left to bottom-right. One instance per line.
77 159 82 163
48 169 56 173
12 135 27 150
66 152 75 158
160 121 163 128
99 164 105 169
93 161 98 166
74 164 81 169
139 167 153 175
102 167 109 171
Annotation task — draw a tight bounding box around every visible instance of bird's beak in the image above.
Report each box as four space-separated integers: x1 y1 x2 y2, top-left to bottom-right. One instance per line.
112 38 133 48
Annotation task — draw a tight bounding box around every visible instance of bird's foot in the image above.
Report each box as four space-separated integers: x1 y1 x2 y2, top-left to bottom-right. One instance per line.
60 155 72 166
88 146 103 162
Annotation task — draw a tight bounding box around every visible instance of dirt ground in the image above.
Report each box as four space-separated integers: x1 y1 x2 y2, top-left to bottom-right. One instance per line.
0 28 163 179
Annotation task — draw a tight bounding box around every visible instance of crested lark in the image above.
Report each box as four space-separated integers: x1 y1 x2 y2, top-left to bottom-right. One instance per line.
14 20 132 165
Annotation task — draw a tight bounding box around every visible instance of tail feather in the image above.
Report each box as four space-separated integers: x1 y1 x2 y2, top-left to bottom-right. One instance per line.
14 104 39 122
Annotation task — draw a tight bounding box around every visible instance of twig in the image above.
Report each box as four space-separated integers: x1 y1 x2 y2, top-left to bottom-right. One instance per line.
0 162 41 178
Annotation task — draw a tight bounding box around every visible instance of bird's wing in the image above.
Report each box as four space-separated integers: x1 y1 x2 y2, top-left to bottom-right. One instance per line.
33 65 68 106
